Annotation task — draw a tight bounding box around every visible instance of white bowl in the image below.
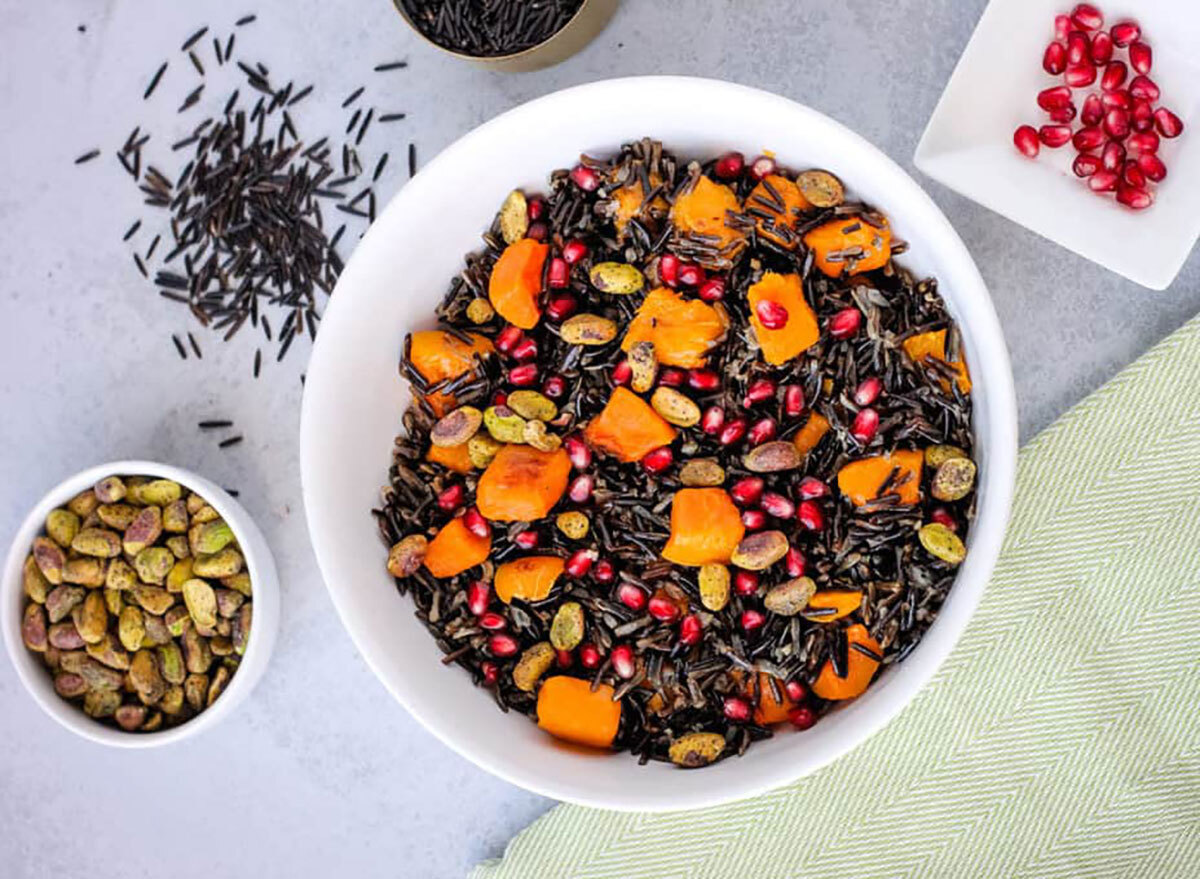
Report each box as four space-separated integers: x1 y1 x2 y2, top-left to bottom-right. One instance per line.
2 460 280 747
300 76 1019 811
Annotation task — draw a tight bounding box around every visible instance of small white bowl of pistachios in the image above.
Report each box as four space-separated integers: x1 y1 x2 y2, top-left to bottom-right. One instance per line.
2 460 280 747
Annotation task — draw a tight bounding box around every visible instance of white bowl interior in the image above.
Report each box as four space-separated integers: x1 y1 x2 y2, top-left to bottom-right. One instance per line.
300 77 1018 810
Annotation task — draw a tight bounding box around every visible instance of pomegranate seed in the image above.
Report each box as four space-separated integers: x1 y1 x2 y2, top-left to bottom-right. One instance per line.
556 649 573 669
565 548 597 577
479 612 507 631
1048 104 1077 124
511 336 538 362
1100 141 1125 172
568 474 594 503
648 595 680 623
1081 93 1104 126
755 299 789 330
541 375 567 399
788 706 817 730
785 547 806 577
697 277 726 302
761 491 795 519
467 581 490 616
1071 126 1105 151
677 263 705 287
1137 152 1167 182
495 325 523 354
1090 30 1113 64
1101 89 1131 110
513 529 539 550
1042 42 1066 75
611 645 636 679
641 446 674 473
784 680 807 702
547 257 570 289
489 634 518 657
731 477 765 506
687 369 719 391
1064 64 1097 87
701 406 726 435
546 292 579 322
564 434 591 470
480 661 499 686
561 239 588 264
1116 184 1153 210
658 253 680 287
930 508 958 531
1129 75 1159 102
741 508 767 530
525 221 549 242
743 378 776 406
579 643 602 668
748 417 777 446
1129 41 1152 75
611 359 632 386
1071 4 1103 30
508 363 538 386
723 697 752 723
797 500 825 531
1122 159 1146 189
1101 60 1127 91
741 610 766 632
1154 107 1184 139
1110 20 1140 48
592 559 615 583
734 571 759 596
828 307 863 339
1054 14 1072 41
783 384 805 417
851 407 879 444
1088 170 1119 192
798 477 830 499
748 155 777 181
678 614 703 646
1126 130 1159 154
853 376 882 406
1103 109 1130 140
463 507 490 538
436 483 464 511
1037 86 1073 111
719 418 747 446
1066 30 1090 65
570 164 600 192
1131 100 1155 133
713 151 745 180
1013 125 1040 158
658 368 685 387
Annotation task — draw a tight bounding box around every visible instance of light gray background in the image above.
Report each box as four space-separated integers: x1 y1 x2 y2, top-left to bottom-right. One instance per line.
1 1 1196 877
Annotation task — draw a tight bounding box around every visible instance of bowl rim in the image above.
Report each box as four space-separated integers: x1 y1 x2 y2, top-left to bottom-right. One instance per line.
300 75 1019 810
2 459 280 748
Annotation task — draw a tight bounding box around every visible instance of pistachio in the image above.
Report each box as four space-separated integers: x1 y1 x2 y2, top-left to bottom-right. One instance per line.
512 642 556 692
66 489 99 518
232 604 252 655
46 509 81 548
132 585 175 616
182 579 219 629
627 341 657 393
215 591 245 623
507 390 558 422
466 297 495 324
186 492 206 515
119 606 146 652
140 711 163 731
166 558 195 592
184 673 209 711
158 642 186 685
84 689 121 719
651 386 701 428
70 527 121 558
23 555 49 603
221 572 253 598
730 531 790 571
384 534 426 579
678 457 725 487
467 432 503 468
21 603 48 652
72 591 108 644
164 606 191 638
134 547 175 585
523 418 562 452
795 169 845 208
135 479 182 507
924 444 968 468
192 519 235 555
114 704 147 731
498 189 529 244
123 506 163 555
58 650 89 674
931 457 977 502
86 634 131 671
698 564 731 611
55 672 89 699
428 406 481 449
63 557 106 587
548 602 586 652
919 523 967 565
48 620 86 650
669 732 727 767
93 475 126 504
206 665 231 707
182 624 213 674
763 577 817 616
483 405 527 443
589 261 645 295
560 313 619 345
192 547 244 578
45 585 86 623
105 558 138 591
96 503 139 530
210 636 234 656
556 511 590 540
166 535 191 559
743 441 802 473
216 618 232 638
129 649 167 704
162 499 189 533
160 684 185 714
103 587 123 616
142 613 172 646
32 537 66 584
191 504 219 524
75 657 124 691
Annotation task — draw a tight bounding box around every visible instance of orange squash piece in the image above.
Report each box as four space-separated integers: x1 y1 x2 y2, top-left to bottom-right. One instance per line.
746 272 820 365
423 517 491 579
621 288 727 369
902 329 972 394
488 238 548 329
584 386 677 463
751 672 797 725
670 175 746 253
494 556 566 604
612 175 667 235
476 444 571 521
661 488 745 566
792 411 831 459
803 216 892 278
746 175 808 247
805 590 863 622
537 676 621 749
409 330 494 417
837 450 924 507
812 624 882 701
426 442 473 474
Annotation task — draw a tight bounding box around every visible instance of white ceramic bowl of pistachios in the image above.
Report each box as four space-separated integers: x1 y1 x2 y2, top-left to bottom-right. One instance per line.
2 460 280 747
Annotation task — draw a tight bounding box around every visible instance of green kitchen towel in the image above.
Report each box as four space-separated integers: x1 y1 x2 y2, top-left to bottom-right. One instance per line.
473 316 1200 879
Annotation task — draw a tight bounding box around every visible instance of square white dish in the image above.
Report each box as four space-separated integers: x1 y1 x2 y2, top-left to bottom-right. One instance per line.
915 0 1200 290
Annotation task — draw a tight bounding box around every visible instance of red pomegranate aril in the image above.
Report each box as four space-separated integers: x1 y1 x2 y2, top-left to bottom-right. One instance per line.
1103 109 1130 140
566 548 597 577
788 706 817 730
541 375 567 399
1054 14 1072 41
1088 170 1119 192
658 253 680 287
591 559 615 584
525 220 549 242
478 612 507 631
492 391 508 407
741 609 766 632
687 368 720 391
611 645 636 680
731 477 765 506
1037 85 1074 111
734 571 759 596
436 483 464 511
930 507 958 531
1042 41 1067 75
545 292 578 321
508 363 538 386
479 661 499 686
723 697 752 723
784 680 807 702
1101 60 1127 92
1048 104 1077 124
641 446 674 474
1090 30 1113 64
714 151 745 180
719 417 747 446
463 507 490 538
1129 75 1159 102
853 376 883 406
1101 89 1131 110
1130 100 1155 133
1080 94 1104 127
1013 124 1040 158
761 491 795 519
1122 159 1146 189
1066 31 1090 65
697 277 726 302
797 500 825 531
1154 107 1184 139
851 407 879 444
1074 152 1101 179
467 580 490 616
748 155 777 182
798 476 830 499
611 359 632 386
701 406 726 435
495 324 523 354
785 547 806 577
678 613 703 646
741 508 767 530
510 336 538 362
828 307 862 339
1071 3 1103 30
647 595 680 623
1064 64 1097 87
513 529 540 550
1100 141 1125 172
1116 184 1153 209
556 649 573 669
570 163 600 192
579 643 602 669
1071 126 1105 151
561 239 588 264
677 263 705 287
1126 130 1159 154
1129 40 1152 75
783 384 805 417
564 434 591 470
489 634 518 658
526 196 546 220
743 378 776 406
1110 19 1139 46
748 417 777 446
568 474 594 504
547 257 570 289
755 299 789 329
1137 152 1167 182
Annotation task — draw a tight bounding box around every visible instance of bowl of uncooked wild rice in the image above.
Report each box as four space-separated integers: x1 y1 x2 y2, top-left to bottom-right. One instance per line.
301 77 1018 810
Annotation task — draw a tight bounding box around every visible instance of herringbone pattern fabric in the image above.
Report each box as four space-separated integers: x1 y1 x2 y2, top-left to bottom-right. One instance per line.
472 316 1200 879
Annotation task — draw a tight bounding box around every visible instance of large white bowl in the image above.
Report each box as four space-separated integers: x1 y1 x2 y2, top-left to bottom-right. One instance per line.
300 77 1018 811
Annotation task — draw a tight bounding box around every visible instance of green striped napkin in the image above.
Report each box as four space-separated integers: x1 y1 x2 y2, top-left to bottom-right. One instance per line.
473 316 1200 879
